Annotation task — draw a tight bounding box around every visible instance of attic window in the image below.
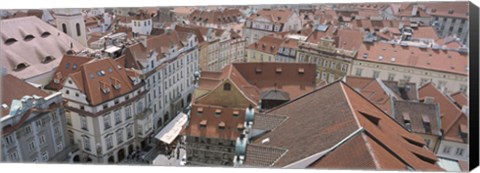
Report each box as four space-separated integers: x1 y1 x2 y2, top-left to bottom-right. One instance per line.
218 122 226 129
24 35 35 41
100 81 111 94
200 120 207 128
237 123 244 131
255 68 262 74
360 112 380 125
223 83 231 91
197 107 204 114
276 67 282 73
413 153 436 164
73 64 78 70
215 109 222 116
111 78 122 90
233 110 240 117
41 32 51 38
5 38 17 45
403 136 424 148
15 63 28 71
298 68 305 74
42 56 54 63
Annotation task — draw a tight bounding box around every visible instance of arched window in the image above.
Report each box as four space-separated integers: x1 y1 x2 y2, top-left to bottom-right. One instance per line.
62 23 67 34
76 23 81 36
223 83 231 91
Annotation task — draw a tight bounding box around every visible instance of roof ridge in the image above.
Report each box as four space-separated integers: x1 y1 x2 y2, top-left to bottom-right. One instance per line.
360 133 381 169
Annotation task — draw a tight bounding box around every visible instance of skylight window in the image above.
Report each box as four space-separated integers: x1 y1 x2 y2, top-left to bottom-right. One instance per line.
5 38 17 45
24 35 35 41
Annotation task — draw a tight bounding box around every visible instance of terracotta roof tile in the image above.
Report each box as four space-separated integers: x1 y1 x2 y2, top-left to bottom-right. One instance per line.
450 91 468 108
44 55 94 91
426 2 469 19
246 35 283 55
189 8 243 26
1 74 49 116
356 42 468 75
392 100 442 136
247 9 295 24
246 81 442 170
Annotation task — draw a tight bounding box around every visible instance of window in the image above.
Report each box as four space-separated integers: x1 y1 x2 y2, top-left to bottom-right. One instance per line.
127 125 133 139
54 127 60 137
83 136 91 151
460 85 468 93
42 152 49 161
355 68 363 76
341 64 348 72
39 135 46 145
104 114 111 130
125 105 132 120
8 151 18 161
62 23 67 34
80 116 88 131
321 72 328 81
56 142 64 152
443 146 451 154
223 83 231 91
116 130 124 145
328 74 335 83
114 110 122 125
455 148 465 156
106 135 113 150
373 71 380 78
323 60 329 68
25 125 32 135
29 141 36 151
330 62 337 69
136 101 144 113
387 73 395 81
36 120 43 128
76 23 81 36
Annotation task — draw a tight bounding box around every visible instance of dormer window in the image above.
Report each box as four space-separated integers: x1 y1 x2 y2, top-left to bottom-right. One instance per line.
200 120 207 128
15 63 28 71
218 122 226 130
237 123 244 131
255 68 262 74
298 68 305 74
41 32 51 38
233 110 239 117
111 77 121 90
215 109 222 116
197 107 204 115
54 72 62 84
42 56 54 63
276 67 282 73
223 83 231 91
5 38 17 45
100 81 111 94
24 35 35 41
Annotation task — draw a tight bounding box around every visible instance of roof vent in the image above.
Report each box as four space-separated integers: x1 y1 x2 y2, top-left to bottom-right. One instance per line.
378 56 384 61
276 67 282 73
298 68 305 74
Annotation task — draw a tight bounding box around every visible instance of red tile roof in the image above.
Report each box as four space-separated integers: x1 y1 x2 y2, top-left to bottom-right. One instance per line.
247 9 295 24
450 91 468 108
1 74 49 117
425 2 469 19
246 35 283 55
183 105 245 140
418 83 468 143
247 81 442 170
44 55 94 91
189 8 243 26
68 58 137 106
355 42 468 75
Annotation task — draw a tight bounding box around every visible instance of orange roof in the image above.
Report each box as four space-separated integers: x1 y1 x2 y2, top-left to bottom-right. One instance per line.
183 105 245 140
418 83 467 143
68 58 137 106
247 9 295 24
247 81 442 170
412 27 439 40
426 2 469 19
450 91 468 108
189 8 243 26
1 74 49 117
246 35 283 55
45 55 94 91
355 42 468 75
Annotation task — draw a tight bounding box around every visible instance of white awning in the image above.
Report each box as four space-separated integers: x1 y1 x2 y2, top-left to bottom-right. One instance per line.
154 112 188 144
105 46 121 53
